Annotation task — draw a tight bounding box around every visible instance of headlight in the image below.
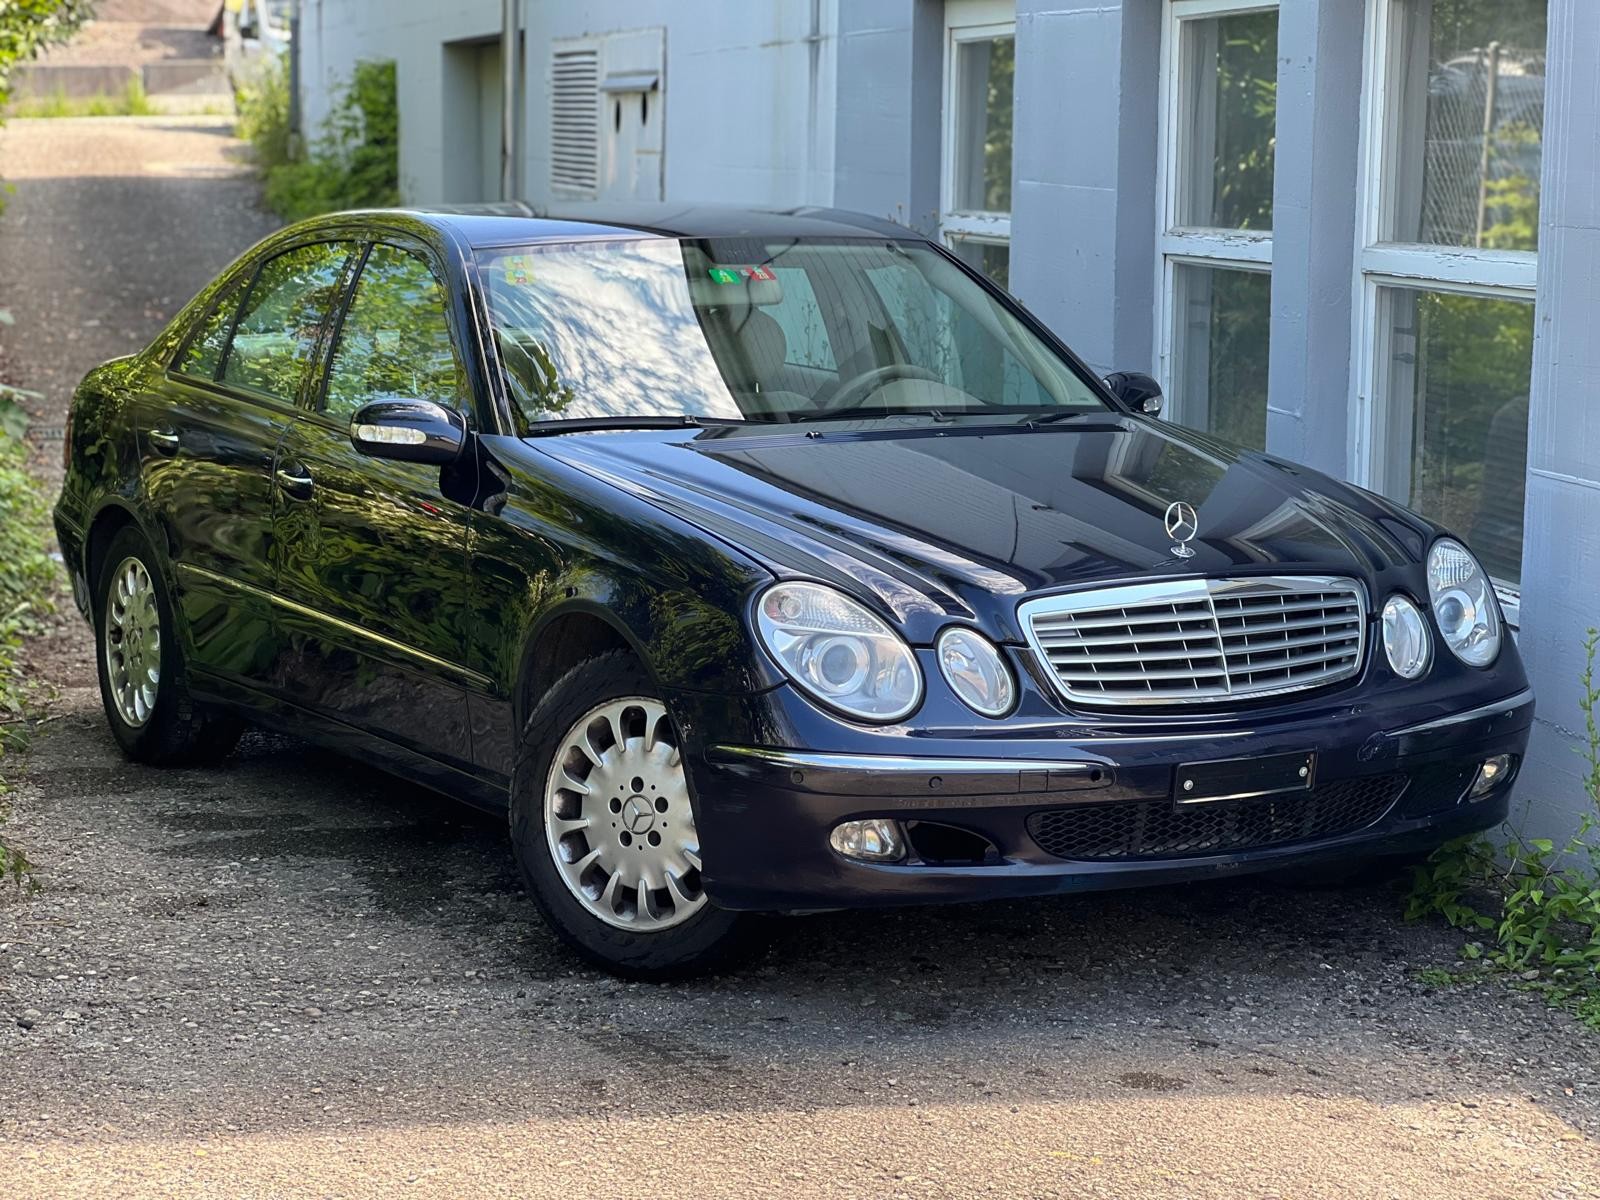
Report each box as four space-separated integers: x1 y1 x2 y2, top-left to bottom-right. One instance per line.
937 627 1015 717
1380 594 1431 679
1426 539 1502 667
755 582 922 721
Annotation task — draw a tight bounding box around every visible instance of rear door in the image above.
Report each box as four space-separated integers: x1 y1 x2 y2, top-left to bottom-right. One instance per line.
138 240 357 688
272 240 479 769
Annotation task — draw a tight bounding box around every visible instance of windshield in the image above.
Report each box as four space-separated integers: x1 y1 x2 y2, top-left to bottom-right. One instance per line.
478 236 1110 430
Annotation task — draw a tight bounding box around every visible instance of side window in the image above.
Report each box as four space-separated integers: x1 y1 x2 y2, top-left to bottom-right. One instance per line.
175 278 246 380
766 268 836 371
220 242 353 402
325 243 466 422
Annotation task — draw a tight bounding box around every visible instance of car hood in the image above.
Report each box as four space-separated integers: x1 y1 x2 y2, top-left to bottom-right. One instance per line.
529 416 1434 643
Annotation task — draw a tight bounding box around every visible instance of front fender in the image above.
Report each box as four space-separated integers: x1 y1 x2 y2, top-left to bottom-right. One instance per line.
468 437 783 701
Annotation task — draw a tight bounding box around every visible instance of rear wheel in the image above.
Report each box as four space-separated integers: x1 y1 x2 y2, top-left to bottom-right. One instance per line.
509 651 755 977
93 527 242 765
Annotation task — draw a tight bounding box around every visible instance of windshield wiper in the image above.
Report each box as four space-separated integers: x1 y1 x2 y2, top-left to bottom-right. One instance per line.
790 407 953 424
523 414 747 437
1025 409 1104 426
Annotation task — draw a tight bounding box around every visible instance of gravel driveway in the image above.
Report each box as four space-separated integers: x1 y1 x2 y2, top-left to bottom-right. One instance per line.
2 117 1599 1200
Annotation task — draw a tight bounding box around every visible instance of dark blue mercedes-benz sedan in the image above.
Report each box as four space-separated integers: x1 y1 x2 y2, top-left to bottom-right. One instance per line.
54 203 1533 976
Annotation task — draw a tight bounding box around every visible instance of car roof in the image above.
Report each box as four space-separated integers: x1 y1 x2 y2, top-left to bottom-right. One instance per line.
328 202 918 248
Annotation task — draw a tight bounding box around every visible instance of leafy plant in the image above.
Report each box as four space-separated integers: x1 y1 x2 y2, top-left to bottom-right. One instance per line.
239 53 399 221
0 397 57 891
1408 630 1600 1028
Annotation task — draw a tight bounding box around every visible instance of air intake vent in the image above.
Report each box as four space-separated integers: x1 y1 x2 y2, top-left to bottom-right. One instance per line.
1020 576 1367 707
1026 773 1405 860
551 46 599 196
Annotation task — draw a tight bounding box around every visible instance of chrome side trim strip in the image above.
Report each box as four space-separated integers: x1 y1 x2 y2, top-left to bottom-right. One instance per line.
1387 688 1534 738
710 746 1100 776
175 562 495 691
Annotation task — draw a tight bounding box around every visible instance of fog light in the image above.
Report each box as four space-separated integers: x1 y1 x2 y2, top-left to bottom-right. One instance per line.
829 818 905 862
1469 754 1514 800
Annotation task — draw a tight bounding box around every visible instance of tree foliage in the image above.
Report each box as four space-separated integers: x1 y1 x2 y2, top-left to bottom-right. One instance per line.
0 0 92 110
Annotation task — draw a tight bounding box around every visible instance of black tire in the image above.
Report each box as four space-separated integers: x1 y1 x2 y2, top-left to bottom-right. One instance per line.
509 650 757 978
93 527 243 766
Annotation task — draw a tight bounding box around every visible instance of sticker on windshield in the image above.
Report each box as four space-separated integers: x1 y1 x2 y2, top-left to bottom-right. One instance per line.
708 265 776 284
500 255 534 286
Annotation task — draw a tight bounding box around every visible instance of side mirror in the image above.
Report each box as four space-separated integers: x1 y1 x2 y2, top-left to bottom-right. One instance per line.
1104 371 1164 416
349 399 467 465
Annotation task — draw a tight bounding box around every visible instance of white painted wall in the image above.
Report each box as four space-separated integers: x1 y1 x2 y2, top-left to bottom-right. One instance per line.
296 0 837 209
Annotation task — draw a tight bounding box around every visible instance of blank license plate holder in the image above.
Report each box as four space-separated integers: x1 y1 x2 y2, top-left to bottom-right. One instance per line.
1174 750 1315 805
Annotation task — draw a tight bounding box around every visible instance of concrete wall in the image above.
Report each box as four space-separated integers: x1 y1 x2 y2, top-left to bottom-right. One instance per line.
1513 0 1600 839
1011 0 1159 378
831 0 942 233
296 0 836 209
1263 0 1363 480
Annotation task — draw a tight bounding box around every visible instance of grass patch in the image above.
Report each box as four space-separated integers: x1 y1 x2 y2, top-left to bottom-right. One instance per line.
12 77 156 117
0 386 56 891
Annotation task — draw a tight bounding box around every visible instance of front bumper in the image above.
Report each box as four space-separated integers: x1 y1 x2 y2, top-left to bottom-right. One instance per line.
685 687 1534 911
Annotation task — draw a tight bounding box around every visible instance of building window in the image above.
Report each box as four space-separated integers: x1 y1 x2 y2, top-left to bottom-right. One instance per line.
1173 263 1273 450
1354 0 1545 605
1156 0 1279 450
1375 287 1532 586
942 1 1015 289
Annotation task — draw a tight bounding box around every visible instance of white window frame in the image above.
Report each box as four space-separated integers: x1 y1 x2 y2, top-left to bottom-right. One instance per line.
1153 0 1279 427
1348 0 1539 618
941 0 1015 260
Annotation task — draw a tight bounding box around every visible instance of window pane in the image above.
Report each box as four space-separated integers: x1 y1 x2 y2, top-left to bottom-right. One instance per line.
176 280 244 380
326 244 465 421
952 34 1014 214
950 238 1009 290
766 267 836 371
1173 264 1271 450
1380 287 1531 583
479 238 1106 427
1178 8 1278 231
221 242 352 402
1388 0 1545 250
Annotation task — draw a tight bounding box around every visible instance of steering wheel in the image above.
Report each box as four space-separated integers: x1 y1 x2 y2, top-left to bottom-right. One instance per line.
812 362 943 415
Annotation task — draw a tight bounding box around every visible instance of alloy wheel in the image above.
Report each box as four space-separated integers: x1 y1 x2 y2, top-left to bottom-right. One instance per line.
544 697 707 931
104 555 161 728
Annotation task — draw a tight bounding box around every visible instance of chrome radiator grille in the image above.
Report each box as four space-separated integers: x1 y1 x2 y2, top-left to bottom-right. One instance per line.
1019 576 1367 706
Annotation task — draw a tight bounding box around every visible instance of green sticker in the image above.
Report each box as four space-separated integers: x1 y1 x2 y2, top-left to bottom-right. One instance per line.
707 267 741 285
501 255 534 286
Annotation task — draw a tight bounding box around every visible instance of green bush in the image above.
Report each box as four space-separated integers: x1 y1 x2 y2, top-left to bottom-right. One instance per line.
1408 630 1600 1027
239 54 398 221
235 52 291 169
0 391 56 891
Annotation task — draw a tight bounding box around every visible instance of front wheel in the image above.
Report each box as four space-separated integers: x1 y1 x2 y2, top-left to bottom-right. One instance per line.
509 651 755 977
93 526 242 765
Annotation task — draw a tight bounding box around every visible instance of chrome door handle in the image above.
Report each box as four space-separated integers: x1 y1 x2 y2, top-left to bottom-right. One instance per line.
275 466 314 499
149 428 180 454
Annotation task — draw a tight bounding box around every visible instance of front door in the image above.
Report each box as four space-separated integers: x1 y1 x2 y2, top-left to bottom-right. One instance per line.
272 241 479 770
